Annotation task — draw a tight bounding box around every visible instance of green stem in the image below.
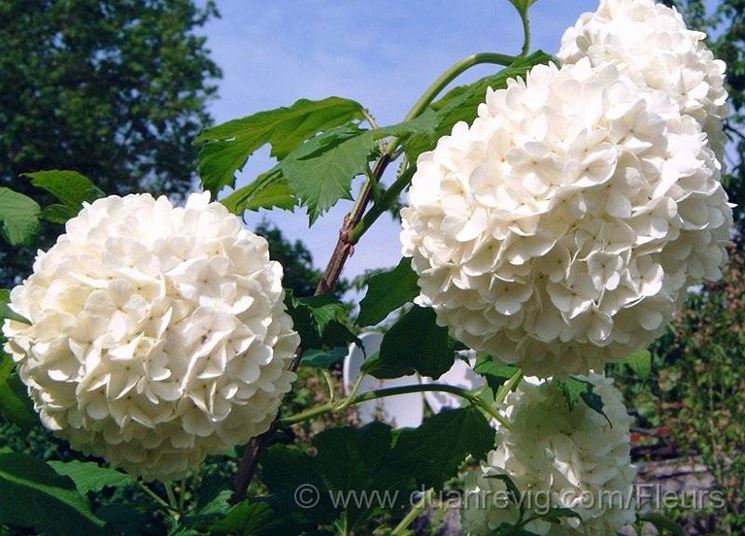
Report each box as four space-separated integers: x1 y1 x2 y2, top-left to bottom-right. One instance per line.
520 11 531 57
348 52 517 242
322 370 336 403
347 52 517 245
402 52 516 124
178 478 187 513
392 488 434 535
348 166 414 244
281 382 511 429
137 480 178 514
361 108 379 130
334 372 365 411
233 50 519 500
164 483 179 514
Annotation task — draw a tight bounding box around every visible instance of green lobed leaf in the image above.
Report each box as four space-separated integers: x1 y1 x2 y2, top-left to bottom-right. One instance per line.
357 257 420 327
639 513 686 536
219 103 441 221
314 422 392 493
195 97 365 195
474 354 520 395
374 109 439 142
0 187 41 246
363 305 457 379
281 125 375 223
257 415 494 531
553 377 610 425
382 406 495 490
23 170 104 210
41 204 79 224
624 349 652 383
285 291 359 350
222 123 377 223
220 168 295 214
47 460 132 495
259 445 335 529
312 423 396 529
95 503 149 536
0 451 105 535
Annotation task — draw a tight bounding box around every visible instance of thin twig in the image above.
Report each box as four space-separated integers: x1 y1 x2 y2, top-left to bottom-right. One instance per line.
137 480 178 513
280 383 512 430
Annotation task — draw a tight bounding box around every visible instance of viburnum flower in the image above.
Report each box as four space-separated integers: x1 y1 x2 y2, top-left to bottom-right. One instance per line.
461 375 636 535
401 59 732 376
2 193 299 480
559 0 728 160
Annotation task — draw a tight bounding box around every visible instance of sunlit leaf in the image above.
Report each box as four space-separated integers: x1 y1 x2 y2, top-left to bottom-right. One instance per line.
473 355 520 395
195 97 365 195
0 451 105 535
23 170 104 210
48 461 132 495
0 188 40 246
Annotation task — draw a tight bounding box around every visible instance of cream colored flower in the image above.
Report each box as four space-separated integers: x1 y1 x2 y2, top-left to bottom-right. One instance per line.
559 0 728 159
461 375 636 535
401 59 732 377
2 193 299 480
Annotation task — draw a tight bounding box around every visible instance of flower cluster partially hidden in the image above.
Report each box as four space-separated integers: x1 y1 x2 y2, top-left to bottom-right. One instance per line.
462 375 636 535
401 56 732 376
2 193 299 480
559 0 728 160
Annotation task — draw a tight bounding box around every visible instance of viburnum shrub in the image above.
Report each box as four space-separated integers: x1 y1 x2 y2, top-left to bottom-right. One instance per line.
0 0 732 534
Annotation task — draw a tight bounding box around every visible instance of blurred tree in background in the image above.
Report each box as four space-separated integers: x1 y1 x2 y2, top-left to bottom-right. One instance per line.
0 0 222 286
626 4 745 533
665 0 745 227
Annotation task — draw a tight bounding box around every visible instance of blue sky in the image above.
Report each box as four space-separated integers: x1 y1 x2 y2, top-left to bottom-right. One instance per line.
200 1 602 280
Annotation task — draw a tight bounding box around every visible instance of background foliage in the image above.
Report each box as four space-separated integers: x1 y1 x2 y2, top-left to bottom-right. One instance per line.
665 0 745 226
0 0 221 287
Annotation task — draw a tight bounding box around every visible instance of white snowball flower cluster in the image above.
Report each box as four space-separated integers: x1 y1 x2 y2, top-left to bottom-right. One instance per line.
559 0 728 159
462 375 636 535
401 59 732 376
2 193 299 480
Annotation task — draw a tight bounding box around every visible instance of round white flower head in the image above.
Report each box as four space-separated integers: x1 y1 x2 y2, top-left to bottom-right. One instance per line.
401 59 732 376
461 374 636 535
2 193 300 480
559 0 728 159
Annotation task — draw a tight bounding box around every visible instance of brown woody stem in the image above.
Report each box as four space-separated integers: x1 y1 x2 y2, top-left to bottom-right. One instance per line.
232 50 519 503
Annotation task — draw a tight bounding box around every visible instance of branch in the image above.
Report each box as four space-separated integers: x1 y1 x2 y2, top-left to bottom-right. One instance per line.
232 152 394 503
232 51 518 503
